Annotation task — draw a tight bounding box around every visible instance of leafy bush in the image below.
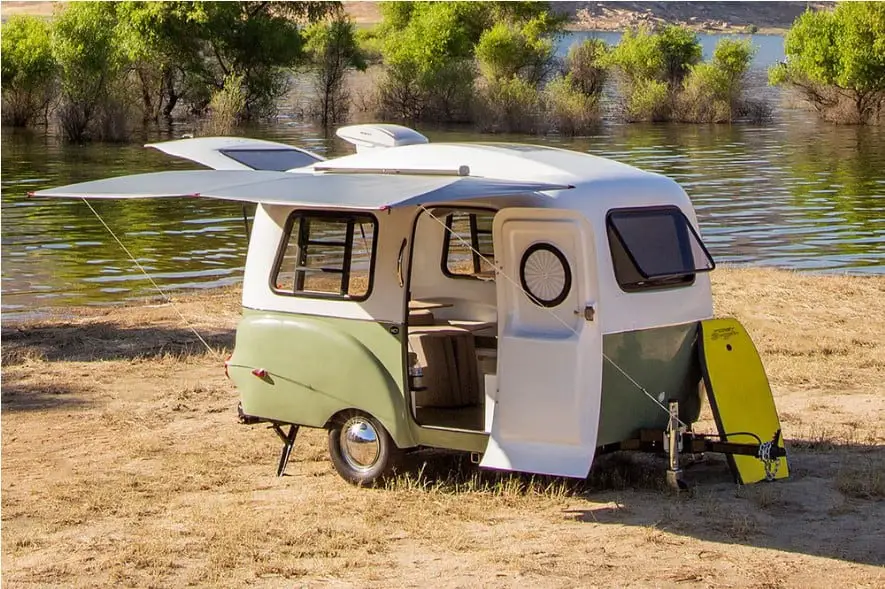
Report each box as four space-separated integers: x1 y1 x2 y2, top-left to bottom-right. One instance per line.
355 27 384 64
51 2 129 141
475 17 557 86
376 2 480 121
624 78 670 122
203 74 247 136
606 25 701 121
375 1 562 123
304 14 367 127
475 76 544 133
1 16 57 126
657 25 702 87
676 38 755 123
565 38 609 97
770 2 885 124
545 75 600 135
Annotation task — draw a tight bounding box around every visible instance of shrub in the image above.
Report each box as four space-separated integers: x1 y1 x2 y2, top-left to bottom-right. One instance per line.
374 1 563 123
376 2 480 122
625 78 670 122
304 14 367 127
657 25 702 87
51 2 129 141
565 38 609 97
676 63 732 122
203 74 247 136
770 2 885 124
545 75 600 135
606 25 701 122
1 16 57 127
676 38 756 123
475 76 544 133
475 17 557 86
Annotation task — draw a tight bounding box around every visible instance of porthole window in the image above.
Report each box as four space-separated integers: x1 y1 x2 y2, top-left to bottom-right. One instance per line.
519 243 572 308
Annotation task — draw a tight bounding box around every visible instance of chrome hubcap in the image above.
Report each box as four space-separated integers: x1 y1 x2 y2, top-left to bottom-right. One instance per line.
340 417 380 471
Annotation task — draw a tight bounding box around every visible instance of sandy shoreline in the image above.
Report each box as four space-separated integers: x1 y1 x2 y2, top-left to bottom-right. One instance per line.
2 267 883 587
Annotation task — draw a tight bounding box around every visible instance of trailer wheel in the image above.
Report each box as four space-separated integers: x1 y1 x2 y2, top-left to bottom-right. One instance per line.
328 411 401 486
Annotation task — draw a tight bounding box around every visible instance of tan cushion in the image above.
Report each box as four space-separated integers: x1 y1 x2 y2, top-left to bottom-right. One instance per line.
408 309 436 326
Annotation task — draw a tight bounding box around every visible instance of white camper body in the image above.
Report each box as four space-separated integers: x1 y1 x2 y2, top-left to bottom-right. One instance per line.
34 124 723 485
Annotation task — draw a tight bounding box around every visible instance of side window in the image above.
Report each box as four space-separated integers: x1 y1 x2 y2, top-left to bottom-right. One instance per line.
273 212 376 300
607 206 715 292
442 210 496 279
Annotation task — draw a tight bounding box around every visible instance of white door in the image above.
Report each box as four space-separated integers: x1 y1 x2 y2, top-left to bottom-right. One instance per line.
480 208 602 478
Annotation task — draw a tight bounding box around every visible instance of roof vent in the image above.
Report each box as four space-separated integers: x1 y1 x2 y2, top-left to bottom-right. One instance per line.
336 124 428 153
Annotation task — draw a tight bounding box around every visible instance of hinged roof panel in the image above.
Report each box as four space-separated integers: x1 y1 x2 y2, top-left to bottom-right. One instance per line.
30 170 570 209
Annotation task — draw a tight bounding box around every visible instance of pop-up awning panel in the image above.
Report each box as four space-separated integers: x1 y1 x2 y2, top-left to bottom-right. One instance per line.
30 170 570 209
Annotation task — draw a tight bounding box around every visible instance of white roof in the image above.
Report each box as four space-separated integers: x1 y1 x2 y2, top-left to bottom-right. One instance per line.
312 142 656 184
308 142 689 214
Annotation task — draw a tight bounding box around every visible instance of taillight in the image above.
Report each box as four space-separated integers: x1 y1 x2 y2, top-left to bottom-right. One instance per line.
224 354 232 379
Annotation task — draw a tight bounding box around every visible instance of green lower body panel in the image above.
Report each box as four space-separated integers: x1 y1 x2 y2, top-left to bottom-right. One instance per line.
230 308 702 454
597 322 703 446
229 309 416 448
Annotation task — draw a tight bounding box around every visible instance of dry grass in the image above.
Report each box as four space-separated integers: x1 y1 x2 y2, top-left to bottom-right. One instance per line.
2 268 884 588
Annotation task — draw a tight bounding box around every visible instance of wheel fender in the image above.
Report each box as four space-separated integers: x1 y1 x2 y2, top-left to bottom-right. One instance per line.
230 314 416 448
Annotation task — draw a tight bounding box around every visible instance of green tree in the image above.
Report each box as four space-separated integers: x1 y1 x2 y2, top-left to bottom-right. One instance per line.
475 17 556 86
304 14 367 127
1 15 58 126
185 1 339 120
770 2 885 124
51 2 130 141
375 1 562 122
565 38 610 97
606 25 701 121
677 38 755 123
114 1 206 121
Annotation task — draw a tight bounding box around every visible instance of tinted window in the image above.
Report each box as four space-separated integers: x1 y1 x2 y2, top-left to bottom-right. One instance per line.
220 148 321 171
607 207 714 291
442 210 495 279
273 212 376 300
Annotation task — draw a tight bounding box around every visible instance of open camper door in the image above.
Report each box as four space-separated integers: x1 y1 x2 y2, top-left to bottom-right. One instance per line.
481 209 602 478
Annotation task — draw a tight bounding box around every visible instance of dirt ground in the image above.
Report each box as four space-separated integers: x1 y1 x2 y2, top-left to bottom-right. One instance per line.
2 267 883 588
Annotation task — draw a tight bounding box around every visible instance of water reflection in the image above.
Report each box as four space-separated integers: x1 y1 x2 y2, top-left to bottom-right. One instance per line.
2 113 883 315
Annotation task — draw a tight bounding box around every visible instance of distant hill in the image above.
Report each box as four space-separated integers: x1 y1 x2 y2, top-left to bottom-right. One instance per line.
561 1 834 33
343 1 832 33
3 1 833 33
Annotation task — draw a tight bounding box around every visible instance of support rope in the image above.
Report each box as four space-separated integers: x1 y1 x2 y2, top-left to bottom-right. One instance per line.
81 198 220 358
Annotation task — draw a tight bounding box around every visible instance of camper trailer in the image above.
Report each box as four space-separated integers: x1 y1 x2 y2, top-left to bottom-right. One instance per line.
34 124 788 487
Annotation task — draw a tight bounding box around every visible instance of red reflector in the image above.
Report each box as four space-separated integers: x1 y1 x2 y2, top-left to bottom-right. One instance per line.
252 368 268 378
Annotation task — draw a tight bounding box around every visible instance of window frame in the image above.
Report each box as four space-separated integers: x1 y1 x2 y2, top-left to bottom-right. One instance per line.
270 209 379 302
439 207 497 280
605 205 715 293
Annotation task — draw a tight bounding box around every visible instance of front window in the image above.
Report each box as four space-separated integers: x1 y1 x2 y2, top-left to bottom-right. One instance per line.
607 206 714 292
273 211 377 300
441 210 496 279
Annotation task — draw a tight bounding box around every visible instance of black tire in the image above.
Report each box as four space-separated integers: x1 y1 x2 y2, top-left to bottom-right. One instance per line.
328 411 402 486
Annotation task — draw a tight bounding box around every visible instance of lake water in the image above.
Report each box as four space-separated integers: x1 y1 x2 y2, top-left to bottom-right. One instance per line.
2 33 883 316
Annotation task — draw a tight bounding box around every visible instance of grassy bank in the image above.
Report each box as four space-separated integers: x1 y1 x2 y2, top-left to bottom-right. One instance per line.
2 267 883 587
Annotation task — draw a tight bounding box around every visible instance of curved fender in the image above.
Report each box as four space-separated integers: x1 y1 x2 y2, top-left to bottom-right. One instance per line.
229 313 416 448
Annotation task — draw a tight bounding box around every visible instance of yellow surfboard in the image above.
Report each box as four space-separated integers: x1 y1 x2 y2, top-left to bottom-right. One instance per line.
699 318 789 484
